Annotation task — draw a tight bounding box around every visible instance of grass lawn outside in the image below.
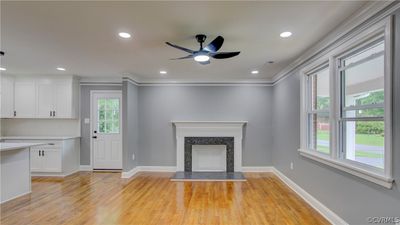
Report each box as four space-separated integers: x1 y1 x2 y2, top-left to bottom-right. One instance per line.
316 131 384 158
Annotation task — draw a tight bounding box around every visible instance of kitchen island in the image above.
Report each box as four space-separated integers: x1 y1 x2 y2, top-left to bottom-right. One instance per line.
0 142 44 203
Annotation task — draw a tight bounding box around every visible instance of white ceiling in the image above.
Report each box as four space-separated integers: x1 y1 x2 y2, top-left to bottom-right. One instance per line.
1 1 366 82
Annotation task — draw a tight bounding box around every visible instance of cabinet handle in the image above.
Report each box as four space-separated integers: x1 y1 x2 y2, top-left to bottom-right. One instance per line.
53 111 56 117
50 111 52 117
39 150 40 156
14 111 16 117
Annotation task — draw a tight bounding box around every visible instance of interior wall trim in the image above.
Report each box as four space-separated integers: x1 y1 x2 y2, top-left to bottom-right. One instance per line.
272 168 349 225
79 2 399 88
272 0 399 85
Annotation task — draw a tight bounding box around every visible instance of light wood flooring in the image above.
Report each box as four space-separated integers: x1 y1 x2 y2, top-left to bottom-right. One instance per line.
0 172 330 225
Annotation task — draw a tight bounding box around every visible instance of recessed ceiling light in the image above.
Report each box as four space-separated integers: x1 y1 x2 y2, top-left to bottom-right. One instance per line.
118 32 131 39
280 31 292 38
251 70 259 74
56 67 66 71
194 54 210 62
160 70 167 74
0 67 6 71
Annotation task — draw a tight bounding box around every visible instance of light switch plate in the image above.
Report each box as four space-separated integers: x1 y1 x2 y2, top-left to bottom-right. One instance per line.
84 118 90 124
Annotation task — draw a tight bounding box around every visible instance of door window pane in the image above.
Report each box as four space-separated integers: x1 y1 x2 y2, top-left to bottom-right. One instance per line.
97 98 120 134
343 121 384 169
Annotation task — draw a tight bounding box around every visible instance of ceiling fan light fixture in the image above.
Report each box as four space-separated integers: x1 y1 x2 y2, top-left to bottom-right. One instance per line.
194 54 210 62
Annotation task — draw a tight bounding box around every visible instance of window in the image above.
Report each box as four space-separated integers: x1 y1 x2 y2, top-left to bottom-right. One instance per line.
306 65 330 154
299 17 393 188
97 98 120 134
339 40 385 169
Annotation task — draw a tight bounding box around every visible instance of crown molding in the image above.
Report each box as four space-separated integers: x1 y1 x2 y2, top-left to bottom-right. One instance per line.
78 1 399 87
271 0 399 85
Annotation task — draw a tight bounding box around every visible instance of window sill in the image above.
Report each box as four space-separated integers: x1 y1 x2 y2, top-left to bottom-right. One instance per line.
298 149 394 189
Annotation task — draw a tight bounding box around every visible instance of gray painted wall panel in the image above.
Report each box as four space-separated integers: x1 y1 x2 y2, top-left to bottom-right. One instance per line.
80 85 122 165
138 86 273 167
271 10 400 224
122 81 139 171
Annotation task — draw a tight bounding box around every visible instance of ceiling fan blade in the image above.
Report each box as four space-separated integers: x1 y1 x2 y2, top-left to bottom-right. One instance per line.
199 60 210 65
170 55 193 60
165 42 194 54
204 36 224 52
211 51 240 59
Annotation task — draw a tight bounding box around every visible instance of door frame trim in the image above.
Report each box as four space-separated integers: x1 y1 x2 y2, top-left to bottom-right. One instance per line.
89 90 123 169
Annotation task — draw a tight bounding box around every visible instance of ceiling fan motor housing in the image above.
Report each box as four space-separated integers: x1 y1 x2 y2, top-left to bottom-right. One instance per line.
195 34 207 44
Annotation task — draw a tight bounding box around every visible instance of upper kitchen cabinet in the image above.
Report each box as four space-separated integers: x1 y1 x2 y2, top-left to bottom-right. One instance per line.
0 75 79 119
14 77 36 118
1 75 15 118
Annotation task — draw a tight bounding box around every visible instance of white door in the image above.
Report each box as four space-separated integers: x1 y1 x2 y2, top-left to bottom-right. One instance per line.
91 91 122 170
14 79 36 118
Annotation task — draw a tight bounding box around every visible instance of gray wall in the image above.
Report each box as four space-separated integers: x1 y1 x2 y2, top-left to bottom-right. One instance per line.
137 86 274 167
271 9 400 224
122 80 139 172
80 85 122 165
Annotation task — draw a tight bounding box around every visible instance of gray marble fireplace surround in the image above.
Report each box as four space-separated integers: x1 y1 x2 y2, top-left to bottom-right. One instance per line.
184 137 234 172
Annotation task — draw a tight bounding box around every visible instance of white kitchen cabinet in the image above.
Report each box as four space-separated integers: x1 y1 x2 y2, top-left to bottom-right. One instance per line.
0 75 79 119
4 138 80 176
0 75 14 118
36 80 54 118
30 148 43 171
53 80 73 118
14 78 36 118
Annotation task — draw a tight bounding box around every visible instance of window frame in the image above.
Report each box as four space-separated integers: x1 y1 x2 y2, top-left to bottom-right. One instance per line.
304 63 331 155
299 16 393 189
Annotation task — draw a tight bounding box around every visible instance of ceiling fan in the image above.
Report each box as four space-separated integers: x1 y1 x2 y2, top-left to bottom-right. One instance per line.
165 34 240 65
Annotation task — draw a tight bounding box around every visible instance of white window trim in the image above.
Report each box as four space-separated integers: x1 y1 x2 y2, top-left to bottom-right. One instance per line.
299 16 393 189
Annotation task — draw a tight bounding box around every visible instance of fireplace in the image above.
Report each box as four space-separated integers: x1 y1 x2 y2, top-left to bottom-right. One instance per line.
184 137 234 172
173 121 247 172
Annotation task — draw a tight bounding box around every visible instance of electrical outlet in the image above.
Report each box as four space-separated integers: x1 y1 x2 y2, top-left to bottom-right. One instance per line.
290 162 294 170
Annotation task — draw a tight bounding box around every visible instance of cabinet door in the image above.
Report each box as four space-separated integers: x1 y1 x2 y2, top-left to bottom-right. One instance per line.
14 79 36 118
30 149 43 172
36 81 54 118
53 81 72 118
0 75 14 118
42 149 62 172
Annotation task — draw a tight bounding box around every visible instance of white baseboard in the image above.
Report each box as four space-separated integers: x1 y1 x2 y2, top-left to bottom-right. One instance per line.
79 165 92 171
242 166 273 172
139 166 177 172
31 169 79 178
1 191 31 204
121 167 140 178
121 166 176 178
271 168 348 225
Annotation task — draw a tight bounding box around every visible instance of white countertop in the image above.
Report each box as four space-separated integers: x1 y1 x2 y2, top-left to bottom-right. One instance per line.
0 142 46 151
0 136 80 140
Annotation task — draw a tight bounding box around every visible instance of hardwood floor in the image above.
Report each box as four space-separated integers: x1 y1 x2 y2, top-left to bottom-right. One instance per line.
0 172 330 225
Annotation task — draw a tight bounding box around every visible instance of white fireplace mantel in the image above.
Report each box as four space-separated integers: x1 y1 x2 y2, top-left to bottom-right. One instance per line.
172 121 247 172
